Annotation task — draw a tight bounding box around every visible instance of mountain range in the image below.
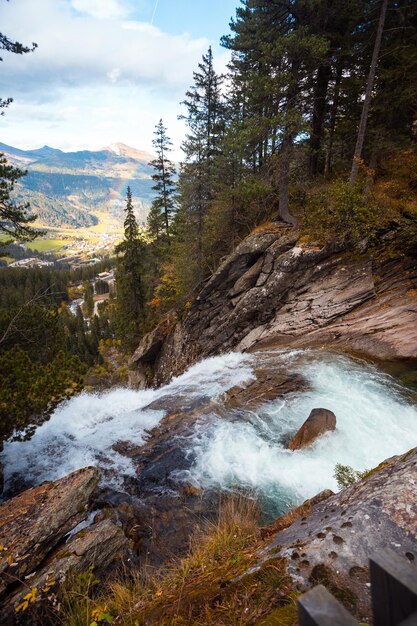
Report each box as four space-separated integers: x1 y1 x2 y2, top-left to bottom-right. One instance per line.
0 142 155 229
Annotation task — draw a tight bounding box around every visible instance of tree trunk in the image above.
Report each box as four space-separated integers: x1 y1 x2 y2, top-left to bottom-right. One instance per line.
161 146 171 244
309 64 331 177
365 144 379 193
324 63 342 178
278 58 299 226
279 141 297 226
350 0 389 186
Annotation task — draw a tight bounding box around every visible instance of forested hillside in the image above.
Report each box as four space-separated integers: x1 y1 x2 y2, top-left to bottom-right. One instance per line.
0 261 119 442
113 0 417 349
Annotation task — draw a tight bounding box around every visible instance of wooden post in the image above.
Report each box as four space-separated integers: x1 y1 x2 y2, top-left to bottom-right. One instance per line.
370 549 417 626
398 611 417 626
298 585 359 626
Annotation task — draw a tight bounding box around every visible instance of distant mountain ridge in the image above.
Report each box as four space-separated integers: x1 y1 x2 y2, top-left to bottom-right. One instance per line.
0 142 155 229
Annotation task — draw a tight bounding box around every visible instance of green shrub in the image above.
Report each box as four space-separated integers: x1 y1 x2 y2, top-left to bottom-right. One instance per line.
304 180 380 243
334 463 368 489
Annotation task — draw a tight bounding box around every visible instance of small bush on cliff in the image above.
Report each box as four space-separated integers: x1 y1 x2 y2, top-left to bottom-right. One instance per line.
61 567 103 626
303 179 381 244
334 464 368 489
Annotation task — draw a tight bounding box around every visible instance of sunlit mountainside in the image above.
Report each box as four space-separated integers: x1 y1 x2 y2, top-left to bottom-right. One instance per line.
0 142 155 229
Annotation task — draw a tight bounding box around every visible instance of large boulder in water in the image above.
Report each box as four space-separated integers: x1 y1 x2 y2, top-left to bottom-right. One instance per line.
287 408 336 450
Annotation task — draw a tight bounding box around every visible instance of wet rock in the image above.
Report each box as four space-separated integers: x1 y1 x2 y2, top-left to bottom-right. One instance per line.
0 467 133 624
2 519 130 625
287 408 336 450
0 467 99 593
224 367 305 410
255 448 417 618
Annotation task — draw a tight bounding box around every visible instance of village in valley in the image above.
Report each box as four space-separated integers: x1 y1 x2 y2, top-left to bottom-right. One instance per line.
3 230 118 319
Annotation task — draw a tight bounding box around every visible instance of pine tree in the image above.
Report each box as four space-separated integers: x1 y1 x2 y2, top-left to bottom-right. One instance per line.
148 119 177 243
350 0 389 185
0 158 36 243
115 187 148 348
177 47 224 283
223 0 328 224
0 14 38 242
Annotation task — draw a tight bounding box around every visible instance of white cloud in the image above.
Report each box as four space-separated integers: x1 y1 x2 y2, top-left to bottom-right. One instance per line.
1 0 210 91
0 0 230 158
1 83 188 159
107 68 121 83
71 0 131 20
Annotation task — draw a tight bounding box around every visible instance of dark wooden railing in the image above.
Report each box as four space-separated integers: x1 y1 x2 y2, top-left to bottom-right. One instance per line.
298 549 417 626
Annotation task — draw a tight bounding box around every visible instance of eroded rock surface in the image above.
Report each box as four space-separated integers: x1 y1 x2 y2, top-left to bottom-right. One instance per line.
255 448 417 618
0 467 131 624
131 225 417 386
287 408 336 450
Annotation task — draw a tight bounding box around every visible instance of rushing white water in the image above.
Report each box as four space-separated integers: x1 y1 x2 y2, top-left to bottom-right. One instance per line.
2 349 417 516
2 352 255 491
183 352 417 515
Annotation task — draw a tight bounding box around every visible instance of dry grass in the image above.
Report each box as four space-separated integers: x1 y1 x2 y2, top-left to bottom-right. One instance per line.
61 495 297 626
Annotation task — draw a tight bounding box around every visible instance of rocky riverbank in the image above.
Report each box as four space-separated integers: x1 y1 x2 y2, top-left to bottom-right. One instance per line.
131 224 417 386
1 446 415 624
0 467 132 625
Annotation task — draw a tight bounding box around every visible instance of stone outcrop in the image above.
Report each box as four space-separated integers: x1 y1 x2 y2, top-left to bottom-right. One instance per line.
131 224 417 386
0 468 131 624
253 448 417 618
287 408 337 450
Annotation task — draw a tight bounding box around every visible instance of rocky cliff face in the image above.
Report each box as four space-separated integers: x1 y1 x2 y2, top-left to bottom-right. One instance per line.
132 224 417 386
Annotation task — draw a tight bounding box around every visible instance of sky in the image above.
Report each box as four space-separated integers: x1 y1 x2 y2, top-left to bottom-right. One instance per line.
1 0 239 159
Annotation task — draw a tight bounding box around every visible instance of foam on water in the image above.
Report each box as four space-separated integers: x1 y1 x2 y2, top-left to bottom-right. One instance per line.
2 352 255 491
3 349 417 515
185 353 417 515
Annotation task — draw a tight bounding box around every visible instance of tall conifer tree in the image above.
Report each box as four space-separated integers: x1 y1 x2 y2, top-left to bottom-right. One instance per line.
177 47 224 281
115 187 147 348
147 119 177 243
0 14 38 242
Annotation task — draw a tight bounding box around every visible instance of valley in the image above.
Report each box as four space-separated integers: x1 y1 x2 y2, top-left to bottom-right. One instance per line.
0 141 155 232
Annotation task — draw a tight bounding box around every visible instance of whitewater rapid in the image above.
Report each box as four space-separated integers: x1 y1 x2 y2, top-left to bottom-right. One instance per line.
2 352 255 492
182 352 417 515
2 349 417 514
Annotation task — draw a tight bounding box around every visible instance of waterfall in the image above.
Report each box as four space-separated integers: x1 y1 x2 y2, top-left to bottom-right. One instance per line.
2 349 416 517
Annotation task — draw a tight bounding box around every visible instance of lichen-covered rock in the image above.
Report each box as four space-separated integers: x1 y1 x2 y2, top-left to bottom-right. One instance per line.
287 408 337 450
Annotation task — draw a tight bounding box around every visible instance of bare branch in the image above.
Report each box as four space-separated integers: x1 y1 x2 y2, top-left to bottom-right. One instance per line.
0 285 60 347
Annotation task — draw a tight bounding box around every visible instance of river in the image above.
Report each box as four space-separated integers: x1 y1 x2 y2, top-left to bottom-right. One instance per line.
2 349 417 517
